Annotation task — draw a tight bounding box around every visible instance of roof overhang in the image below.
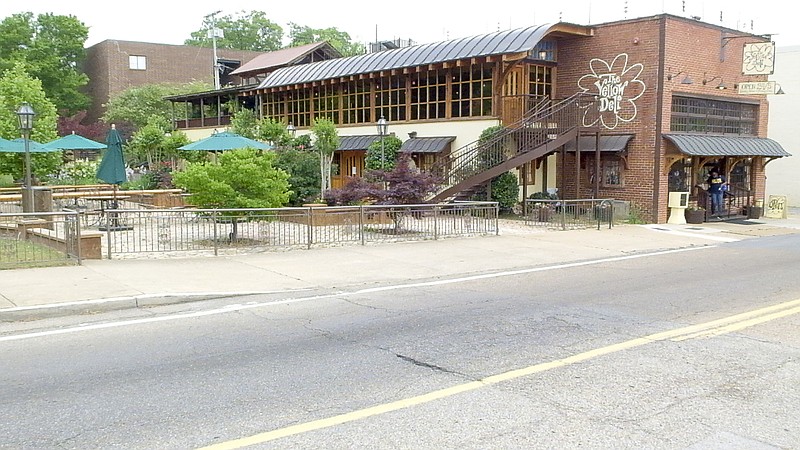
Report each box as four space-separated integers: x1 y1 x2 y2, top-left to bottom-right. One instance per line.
565 134 634 152
337 135 382 151
400 136 456 154
663 134 791 157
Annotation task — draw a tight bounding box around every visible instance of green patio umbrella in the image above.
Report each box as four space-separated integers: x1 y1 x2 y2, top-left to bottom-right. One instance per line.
43 131 107 152
178 131 272 151
0 137 61 153
95 125 131 231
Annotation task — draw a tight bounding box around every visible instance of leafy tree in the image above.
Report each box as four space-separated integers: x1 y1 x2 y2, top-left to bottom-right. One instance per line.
0 62 60 182
127 116 190 167
185 11 283 52
229 107 259 139
311 117 340 199
288 23 364 57
365 135 401 171
0 12 90 114
103 81 211 130
56 110 107 143
173 148 291 240
273 147 321 205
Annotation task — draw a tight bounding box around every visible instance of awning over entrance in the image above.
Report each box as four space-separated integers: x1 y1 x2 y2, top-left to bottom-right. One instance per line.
337 135 382 151
400 136 456 154
564 134 634 152
663 134 791 157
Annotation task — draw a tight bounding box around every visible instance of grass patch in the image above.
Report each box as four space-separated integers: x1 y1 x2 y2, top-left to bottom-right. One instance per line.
0 238 74 270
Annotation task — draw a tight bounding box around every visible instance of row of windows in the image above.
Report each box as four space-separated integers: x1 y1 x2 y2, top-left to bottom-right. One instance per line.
670 96 758 135
260 64 496 127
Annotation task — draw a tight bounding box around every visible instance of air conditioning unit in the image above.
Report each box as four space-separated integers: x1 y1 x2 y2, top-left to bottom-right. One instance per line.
668 191 689 208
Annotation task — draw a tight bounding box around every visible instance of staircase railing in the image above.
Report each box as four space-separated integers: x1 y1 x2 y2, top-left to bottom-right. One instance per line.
428 92 593 202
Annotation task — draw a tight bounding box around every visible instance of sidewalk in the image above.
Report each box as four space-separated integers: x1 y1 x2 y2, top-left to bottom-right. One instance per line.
2 211 798 321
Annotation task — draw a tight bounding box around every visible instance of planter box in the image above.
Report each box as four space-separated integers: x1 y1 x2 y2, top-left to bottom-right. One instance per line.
685 209 706 224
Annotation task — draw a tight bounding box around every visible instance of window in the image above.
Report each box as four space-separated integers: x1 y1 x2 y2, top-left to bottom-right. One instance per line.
671 96 758 135
374 75 406 122
528 65 553 98
129 55 146 70
603 159 623 186
410 69 447 120
342 80 371 125
313 84 340 124
451 64 493 118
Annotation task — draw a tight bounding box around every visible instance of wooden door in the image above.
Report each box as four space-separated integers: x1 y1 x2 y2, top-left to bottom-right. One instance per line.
331 150 366 189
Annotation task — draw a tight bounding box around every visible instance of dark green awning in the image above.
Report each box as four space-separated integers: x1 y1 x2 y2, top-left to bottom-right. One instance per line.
400 136 456 154
564 134 634 152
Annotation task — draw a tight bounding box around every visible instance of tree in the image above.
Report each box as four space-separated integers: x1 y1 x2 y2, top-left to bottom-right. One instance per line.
365 135 402 171
185 11 283 52
127 116 190 167
103 81 211 130
56 111 107 143
311 118 340 199
172 148 291 241
0 12 90 115
0 62 60 182
288 23 364 57
273 147 321 206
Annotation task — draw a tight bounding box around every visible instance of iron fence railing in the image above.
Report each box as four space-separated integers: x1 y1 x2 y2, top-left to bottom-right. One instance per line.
99 202 499 259
0 211 82 268
523 198 615 230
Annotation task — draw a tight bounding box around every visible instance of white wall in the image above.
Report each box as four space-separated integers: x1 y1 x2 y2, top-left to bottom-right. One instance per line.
767 46 800 206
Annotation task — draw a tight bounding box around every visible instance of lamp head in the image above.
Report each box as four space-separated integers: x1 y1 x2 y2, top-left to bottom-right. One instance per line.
16 102 35 132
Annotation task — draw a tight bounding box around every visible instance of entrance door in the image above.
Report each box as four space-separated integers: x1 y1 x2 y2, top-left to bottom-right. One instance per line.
331 150 366 189
502 66 526 124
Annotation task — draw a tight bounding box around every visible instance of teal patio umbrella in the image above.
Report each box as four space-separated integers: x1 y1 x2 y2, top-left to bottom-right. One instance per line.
178 131 272 151
0 137 60 153
44 131 107 153
95 126 131 230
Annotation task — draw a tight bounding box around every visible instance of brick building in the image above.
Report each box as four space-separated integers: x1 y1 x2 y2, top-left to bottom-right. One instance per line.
168 14 792 223
81 40 264 123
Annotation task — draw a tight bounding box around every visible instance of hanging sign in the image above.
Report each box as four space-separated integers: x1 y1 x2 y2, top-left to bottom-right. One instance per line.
743 42 775 75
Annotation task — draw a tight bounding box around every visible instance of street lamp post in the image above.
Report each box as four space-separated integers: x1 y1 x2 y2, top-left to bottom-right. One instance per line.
17 102 35 213
377 115 388 171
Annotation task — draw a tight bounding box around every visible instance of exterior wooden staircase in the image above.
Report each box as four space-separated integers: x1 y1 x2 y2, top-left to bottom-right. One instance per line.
428 93 590 203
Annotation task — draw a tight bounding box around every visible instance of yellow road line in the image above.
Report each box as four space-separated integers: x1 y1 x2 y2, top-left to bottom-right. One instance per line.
199 297 800 450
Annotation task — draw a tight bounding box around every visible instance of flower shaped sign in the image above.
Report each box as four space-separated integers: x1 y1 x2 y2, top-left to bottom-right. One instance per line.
577 53 646 130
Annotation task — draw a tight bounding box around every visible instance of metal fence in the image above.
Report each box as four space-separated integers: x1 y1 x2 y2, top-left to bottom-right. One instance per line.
523 198 615 230
99 202 499 259
0 211 82 269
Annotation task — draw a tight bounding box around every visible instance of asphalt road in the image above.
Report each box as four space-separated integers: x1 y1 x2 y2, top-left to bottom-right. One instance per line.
1 234 799 449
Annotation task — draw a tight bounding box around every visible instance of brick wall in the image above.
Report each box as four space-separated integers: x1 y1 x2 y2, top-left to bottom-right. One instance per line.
553 15 772 222
82 40 263 122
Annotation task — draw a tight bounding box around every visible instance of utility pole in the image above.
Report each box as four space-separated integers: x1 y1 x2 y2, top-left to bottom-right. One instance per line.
207 10 222 90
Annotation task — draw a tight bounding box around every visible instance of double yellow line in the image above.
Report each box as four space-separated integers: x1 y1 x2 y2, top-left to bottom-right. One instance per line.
200 297 800 449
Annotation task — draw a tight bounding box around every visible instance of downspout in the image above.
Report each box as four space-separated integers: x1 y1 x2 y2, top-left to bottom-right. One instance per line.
653 16 667 222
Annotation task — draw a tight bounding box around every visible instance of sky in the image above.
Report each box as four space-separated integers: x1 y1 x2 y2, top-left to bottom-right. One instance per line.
1 0 798 48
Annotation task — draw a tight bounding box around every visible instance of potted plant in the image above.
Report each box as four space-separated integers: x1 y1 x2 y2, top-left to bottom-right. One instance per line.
685 205 706 224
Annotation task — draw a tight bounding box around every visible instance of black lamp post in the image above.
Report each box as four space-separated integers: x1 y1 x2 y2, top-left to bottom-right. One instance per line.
376 115 388 170
16 102 35 213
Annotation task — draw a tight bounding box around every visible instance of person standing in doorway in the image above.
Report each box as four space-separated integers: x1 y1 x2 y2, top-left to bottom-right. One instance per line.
707 169 726 217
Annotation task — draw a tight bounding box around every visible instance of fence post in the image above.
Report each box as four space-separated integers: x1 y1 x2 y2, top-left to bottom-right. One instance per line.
105 211 112 260
433 205 439 240
213 210 218 256
560 201 567 231
494 203 499 235
360 205 365 246
307 206 313 249
73 212 82 265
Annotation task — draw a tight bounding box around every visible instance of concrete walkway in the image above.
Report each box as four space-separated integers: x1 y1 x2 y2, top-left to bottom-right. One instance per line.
2 212 798 321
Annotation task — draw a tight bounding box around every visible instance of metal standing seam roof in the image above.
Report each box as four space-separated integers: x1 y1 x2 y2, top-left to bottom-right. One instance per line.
337 135 383 151
256 24 555 90
564 135 634 152
400 137 457 154
663 134 791 157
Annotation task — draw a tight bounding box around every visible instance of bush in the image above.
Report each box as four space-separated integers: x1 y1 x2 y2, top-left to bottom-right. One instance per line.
490 172 519 211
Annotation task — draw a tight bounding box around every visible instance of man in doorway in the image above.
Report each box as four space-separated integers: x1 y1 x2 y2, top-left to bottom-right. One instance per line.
707 169 727 217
